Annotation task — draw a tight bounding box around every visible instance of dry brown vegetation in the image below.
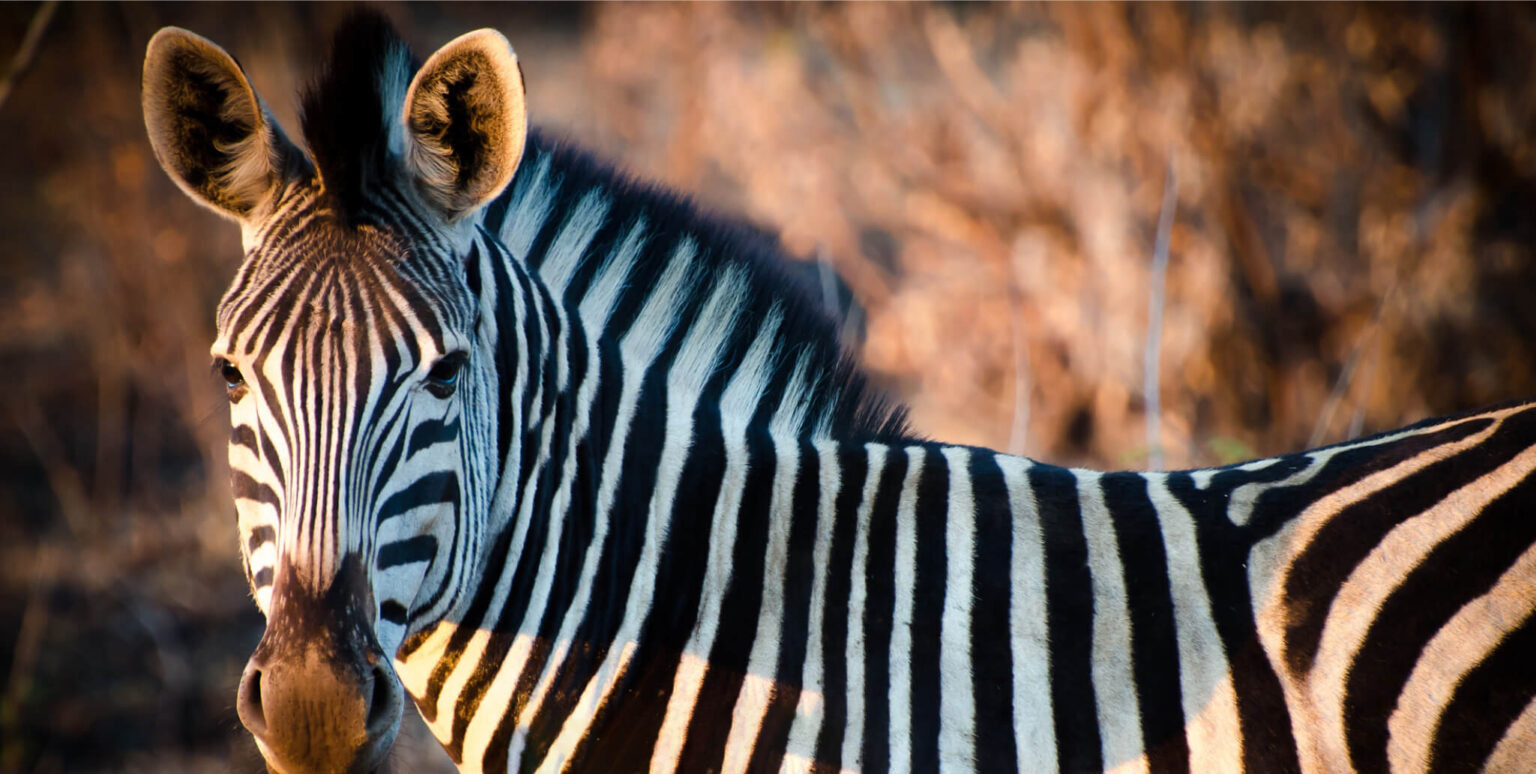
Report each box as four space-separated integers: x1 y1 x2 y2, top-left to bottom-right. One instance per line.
3 3 1535 771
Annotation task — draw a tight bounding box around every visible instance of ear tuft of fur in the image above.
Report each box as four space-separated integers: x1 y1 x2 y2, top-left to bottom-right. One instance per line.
403 29 528 221
299 10 418 224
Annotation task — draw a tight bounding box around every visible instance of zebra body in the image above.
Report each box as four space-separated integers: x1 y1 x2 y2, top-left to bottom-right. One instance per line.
140 13 1536 774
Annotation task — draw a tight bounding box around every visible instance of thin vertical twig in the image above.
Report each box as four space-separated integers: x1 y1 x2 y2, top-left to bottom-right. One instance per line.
1006 289 1032 456
0 1 60 114
1145 158 1178 471
815 245 844 326
1309 281 1396 448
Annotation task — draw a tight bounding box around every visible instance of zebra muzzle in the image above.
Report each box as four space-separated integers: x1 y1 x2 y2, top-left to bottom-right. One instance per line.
237 556 403 773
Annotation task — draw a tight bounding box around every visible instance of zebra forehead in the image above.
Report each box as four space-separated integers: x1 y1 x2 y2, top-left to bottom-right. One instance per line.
218 218 476 347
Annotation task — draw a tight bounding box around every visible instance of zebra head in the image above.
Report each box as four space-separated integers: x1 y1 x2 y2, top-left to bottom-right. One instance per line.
143 17 527 772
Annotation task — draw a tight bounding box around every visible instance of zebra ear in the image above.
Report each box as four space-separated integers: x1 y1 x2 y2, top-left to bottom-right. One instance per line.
142 27 305 222
402 29 527 222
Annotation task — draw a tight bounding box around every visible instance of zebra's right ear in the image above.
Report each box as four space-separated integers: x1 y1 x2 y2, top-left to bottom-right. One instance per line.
142 27 305 222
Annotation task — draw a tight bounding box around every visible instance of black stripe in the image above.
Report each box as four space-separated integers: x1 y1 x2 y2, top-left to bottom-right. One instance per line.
247 525 276 555
522 381 671 766
1102 473 1188 774
580 342 739 772
357 300 409 477
546 207 631 310
257 423 286 492
909 447 947 773
1035 464 1102 774
859 448 909 774
1167 468 1301 774
405 521 517 728
232 471 280 509
231 424 258 454
674 432 778 772
968 451 1018 773
516 163 574 276
379 600 407 627
594 224 677 346
814 444 870 769
369 409 411 505
483 357 610 763
408 416 461 454
488 239 522 472
1279 414 1514 676
749 440 822 773
1345 472 1536 774
1426 612 1536 773
451 338 574 761
377 535 436 569
526 263 709 769
376 471 458 525
481 186 515 239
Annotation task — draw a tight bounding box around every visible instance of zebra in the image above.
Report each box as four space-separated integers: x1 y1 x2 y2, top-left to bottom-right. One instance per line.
140 12 1536 774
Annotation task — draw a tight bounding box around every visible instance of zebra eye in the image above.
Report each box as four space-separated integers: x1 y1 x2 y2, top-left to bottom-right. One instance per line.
215 358 245 389
213 358 248 402
425 352 467 398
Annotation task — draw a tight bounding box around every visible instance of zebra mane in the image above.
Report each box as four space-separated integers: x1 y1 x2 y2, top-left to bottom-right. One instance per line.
299 11 418 224
295 12 909 443
490 130 914 444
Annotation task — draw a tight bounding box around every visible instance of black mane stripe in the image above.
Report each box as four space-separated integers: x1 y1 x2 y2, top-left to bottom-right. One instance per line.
490 129 913 445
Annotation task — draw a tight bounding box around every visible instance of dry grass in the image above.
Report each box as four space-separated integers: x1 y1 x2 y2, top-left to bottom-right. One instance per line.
4 3 1536 770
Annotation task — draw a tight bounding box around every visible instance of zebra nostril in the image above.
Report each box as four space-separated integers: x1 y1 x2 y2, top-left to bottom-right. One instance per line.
235 664 268 738
364 661 402 735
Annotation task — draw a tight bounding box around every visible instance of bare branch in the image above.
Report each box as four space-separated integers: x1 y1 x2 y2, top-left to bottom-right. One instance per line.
1145 158 1178 471
1006 289 1032 456
0 1 59 114
1309 281 1397 448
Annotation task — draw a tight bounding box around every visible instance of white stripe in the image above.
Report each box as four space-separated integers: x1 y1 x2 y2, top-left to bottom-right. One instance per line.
721 355 817 773
538 188 610 295
993 454 1055 773
779 440 842 771
536 240 698 771
1483 693 1536 774
886 447 925 774
1313 438 1536 773
1144 474 1240 773
649 309 783 773
839 443 887 771
500 152 556 259
577 218 645 335
937 447 977 770
1246 413 1505 771
1386 503 1536 771
1074 470 1147 773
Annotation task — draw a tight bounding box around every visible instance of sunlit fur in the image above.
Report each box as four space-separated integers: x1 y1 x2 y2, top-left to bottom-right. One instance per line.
148 13 1536 774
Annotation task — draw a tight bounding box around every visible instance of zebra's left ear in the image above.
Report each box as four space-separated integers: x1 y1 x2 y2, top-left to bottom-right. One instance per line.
402 29 527 223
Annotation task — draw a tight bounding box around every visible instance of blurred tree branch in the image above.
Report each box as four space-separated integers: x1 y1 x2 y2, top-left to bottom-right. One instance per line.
0 1 58 114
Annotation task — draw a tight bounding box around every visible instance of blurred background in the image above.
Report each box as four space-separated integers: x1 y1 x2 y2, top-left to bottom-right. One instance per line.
3 2 1536 771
